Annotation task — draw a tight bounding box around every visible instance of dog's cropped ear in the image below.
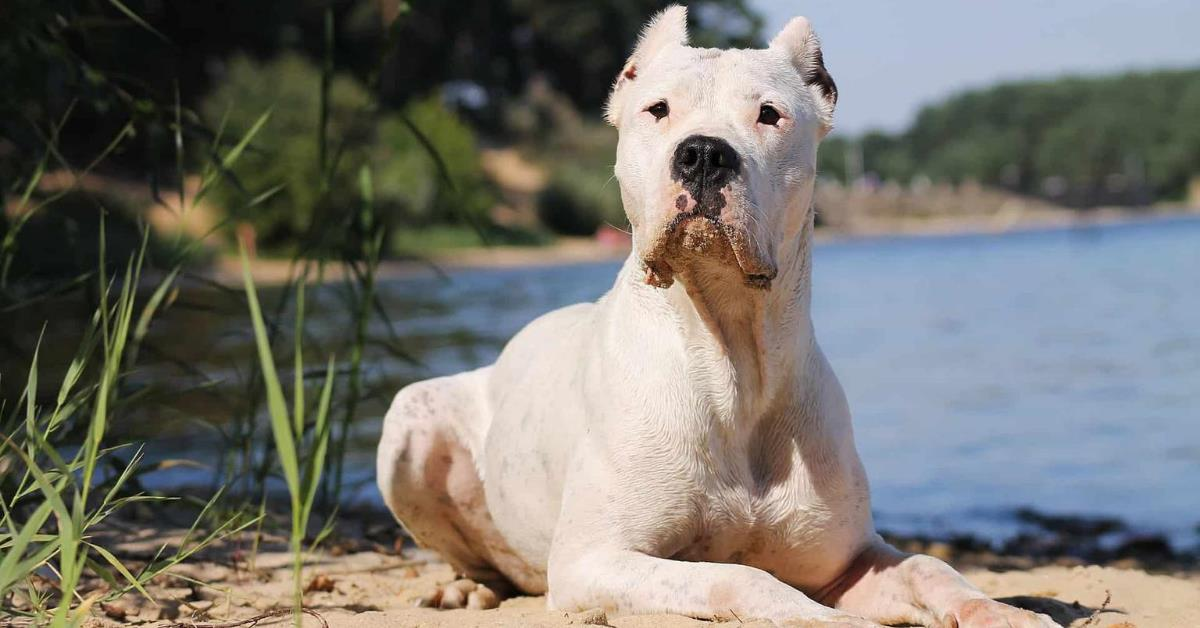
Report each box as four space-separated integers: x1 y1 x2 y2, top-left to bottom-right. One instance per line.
605 5 688 126
770 16 837 134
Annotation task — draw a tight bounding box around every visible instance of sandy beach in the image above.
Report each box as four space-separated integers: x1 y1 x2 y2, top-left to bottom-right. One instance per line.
40 521 1197 628
70 549 1200 628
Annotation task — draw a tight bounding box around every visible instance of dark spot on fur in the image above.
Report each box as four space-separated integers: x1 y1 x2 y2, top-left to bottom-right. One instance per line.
623 64 637 80
804 48 837 105
675 194 689 211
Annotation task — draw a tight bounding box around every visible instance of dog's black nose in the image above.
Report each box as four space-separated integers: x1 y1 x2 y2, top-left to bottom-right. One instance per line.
672 135 740 190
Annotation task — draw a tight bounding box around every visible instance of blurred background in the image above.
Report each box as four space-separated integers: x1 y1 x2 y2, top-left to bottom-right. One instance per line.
1 0 1198 577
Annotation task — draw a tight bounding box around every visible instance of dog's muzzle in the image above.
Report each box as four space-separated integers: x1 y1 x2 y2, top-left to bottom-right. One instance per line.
640 135 777 290
642 212 778 291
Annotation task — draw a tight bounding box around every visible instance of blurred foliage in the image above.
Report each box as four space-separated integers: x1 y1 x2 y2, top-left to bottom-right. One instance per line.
818 69 1200 206
202 53 374 243
0 0 197 196
538 163 624 236
201 53 495 248
375 97 494 226
1 0 765 255
0 0 762 171
389 224 551 254
0 0 216 292
505 78 625 236
382 0 762 124
0 0 762 125
0 191 192 283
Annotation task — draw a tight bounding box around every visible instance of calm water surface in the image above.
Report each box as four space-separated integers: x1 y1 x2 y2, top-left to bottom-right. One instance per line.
130 216 1200 548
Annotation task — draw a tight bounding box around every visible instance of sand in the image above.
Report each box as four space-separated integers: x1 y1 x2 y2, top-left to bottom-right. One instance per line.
62 543 1198 628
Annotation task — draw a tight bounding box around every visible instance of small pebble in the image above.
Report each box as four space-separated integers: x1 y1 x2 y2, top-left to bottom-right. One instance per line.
304 574 336 593
101 603 126 620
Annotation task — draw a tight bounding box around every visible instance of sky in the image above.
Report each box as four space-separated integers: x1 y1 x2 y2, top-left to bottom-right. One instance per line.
750 0 1200 135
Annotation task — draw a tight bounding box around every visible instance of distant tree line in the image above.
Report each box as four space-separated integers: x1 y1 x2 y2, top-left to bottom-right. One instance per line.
1 0 760 178
818 69 1200 207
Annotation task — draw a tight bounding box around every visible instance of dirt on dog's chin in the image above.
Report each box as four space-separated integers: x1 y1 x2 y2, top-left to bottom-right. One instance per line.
642 216 777 290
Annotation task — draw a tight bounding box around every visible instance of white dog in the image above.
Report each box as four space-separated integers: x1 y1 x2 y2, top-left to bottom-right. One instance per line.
377 7 1056 627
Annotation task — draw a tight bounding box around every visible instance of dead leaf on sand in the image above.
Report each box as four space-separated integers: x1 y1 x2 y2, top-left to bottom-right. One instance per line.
305 574 336 593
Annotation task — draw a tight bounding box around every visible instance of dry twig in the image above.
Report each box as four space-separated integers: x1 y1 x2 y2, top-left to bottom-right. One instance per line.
1079 589 1113 627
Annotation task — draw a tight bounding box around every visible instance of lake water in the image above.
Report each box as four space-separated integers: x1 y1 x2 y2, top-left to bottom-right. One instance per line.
809 217 1199 548
36 215 1195 551
343 216 1200 550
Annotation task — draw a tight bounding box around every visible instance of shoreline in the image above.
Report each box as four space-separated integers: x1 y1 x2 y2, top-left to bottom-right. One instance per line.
207 206 1199 287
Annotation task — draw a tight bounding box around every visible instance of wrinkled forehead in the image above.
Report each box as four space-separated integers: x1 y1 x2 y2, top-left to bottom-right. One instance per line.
639 47 808 109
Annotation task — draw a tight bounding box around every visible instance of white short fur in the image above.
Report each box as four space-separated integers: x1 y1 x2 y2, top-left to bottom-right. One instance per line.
377 6 1056 627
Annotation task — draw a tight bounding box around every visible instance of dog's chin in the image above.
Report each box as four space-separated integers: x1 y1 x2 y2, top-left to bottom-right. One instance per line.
641 214 777 290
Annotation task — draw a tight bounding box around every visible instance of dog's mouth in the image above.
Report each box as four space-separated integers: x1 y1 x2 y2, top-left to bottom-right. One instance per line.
642 212 777 290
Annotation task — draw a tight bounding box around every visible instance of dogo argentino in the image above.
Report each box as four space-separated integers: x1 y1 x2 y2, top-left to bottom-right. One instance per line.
377 6 1057 626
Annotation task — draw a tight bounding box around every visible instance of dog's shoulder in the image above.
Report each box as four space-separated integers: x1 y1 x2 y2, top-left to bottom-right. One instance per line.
510 301 595 348
490 301 597 386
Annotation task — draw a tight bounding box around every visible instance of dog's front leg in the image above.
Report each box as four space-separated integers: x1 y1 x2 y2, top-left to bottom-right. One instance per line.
818 536 1057 627
548 548 882 626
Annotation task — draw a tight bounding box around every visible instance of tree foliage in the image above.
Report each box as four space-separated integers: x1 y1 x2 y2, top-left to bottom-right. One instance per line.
202 53 493 247
382 0 762 122
1 0 765 251
819 69 1200 206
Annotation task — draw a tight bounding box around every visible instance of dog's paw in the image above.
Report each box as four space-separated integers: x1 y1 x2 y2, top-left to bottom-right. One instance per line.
414 578 500 610
941 598 1059 628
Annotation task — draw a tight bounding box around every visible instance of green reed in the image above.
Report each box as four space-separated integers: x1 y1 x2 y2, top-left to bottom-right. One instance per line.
1 2 431 623
0 230 255 626
239 244 336 626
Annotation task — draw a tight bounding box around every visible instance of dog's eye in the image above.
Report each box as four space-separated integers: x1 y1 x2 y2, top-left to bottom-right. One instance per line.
646 101 670 120
757 104 781 126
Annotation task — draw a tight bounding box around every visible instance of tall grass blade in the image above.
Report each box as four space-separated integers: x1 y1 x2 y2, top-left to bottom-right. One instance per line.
194 109 273 207
104 0 170 42
293 274 306 437
86 543 153 602
302 356 336 527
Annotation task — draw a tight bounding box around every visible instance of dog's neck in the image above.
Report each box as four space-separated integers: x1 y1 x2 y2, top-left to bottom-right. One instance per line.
624 218 816 420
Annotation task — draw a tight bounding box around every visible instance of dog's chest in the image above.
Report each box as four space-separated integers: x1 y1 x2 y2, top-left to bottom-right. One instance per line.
670 437 872 590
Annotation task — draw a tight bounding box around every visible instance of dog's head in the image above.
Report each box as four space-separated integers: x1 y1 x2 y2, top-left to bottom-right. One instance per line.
607 6 836 290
